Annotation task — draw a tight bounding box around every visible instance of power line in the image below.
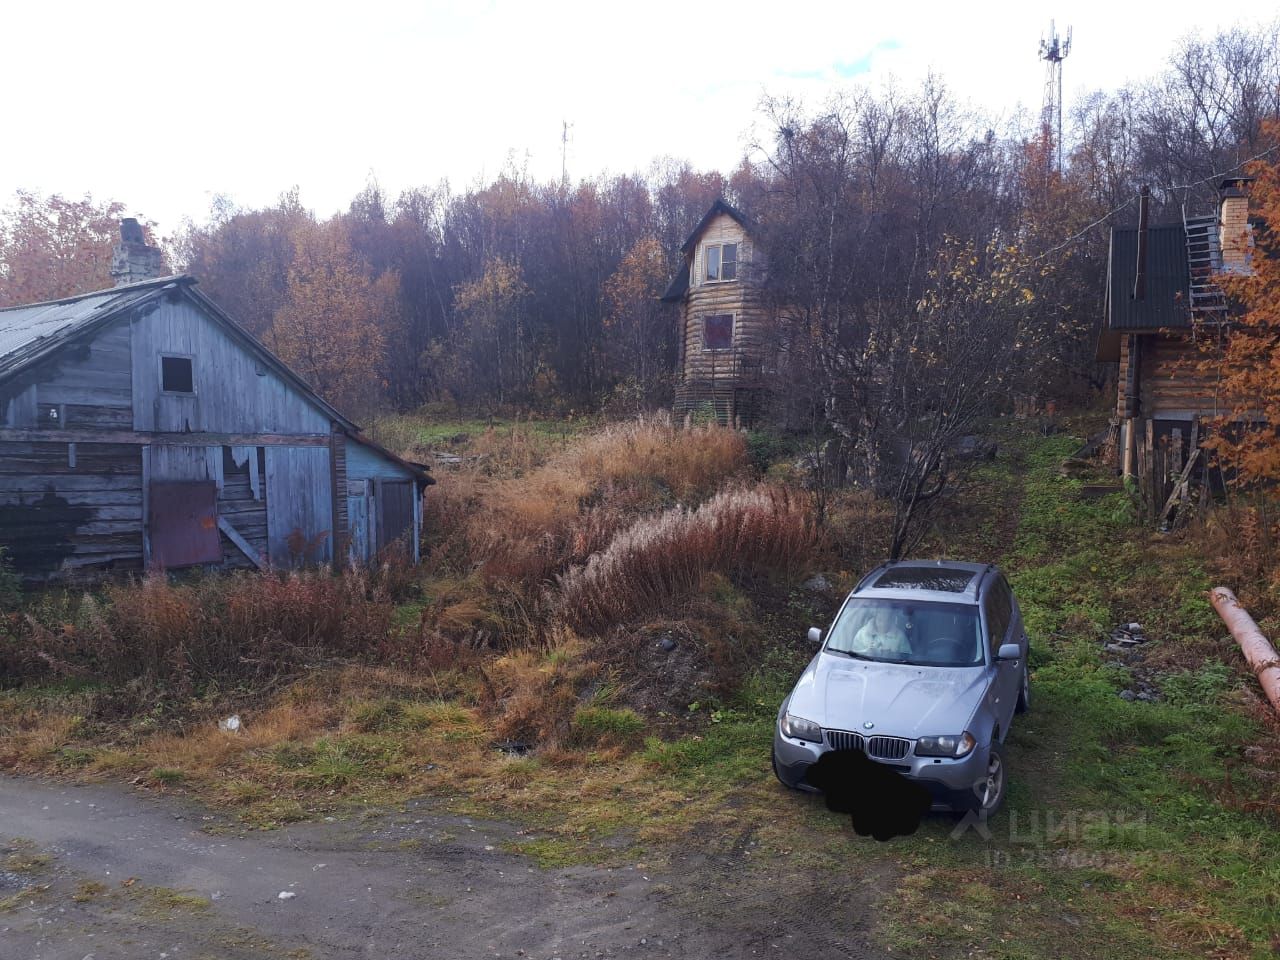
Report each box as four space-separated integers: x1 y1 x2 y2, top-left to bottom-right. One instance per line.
1032 196 1135 261
1031 141 1280 262
1163 142 1280 193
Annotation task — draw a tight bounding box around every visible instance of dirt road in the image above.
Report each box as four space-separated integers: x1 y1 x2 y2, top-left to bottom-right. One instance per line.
0 776 883 960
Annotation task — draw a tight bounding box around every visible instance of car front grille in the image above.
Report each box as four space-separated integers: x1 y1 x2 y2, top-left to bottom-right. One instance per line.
824 729 865 752
866 736 912 760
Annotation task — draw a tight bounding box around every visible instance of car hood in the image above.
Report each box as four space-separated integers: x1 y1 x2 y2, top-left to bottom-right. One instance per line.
786 653 989 738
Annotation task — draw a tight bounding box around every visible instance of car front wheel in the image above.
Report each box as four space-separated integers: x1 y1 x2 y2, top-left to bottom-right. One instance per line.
1015 664 1031 714
964 742 1006 814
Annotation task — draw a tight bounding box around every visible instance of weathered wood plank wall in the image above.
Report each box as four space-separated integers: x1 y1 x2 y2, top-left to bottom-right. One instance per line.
0 440 143 579
130 296 331 434
264 445 333 567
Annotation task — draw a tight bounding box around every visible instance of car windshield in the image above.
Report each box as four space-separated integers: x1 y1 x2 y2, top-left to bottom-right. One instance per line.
825 598 983 667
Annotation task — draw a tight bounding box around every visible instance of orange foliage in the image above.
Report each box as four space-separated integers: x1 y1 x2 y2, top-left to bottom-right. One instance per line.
0 191 137 306
1202 123 1280 485
272 219 395 416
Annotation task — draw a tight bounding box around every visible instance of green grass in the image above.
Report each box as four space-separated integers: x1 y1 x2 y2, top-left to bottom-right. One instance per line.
630 430 1278 958
366 412 592 457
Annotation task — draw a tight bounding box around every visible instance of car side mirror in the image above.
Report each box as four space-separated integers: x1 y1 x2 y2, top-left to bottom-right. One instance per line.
807 627 824 645
997 642 1021 661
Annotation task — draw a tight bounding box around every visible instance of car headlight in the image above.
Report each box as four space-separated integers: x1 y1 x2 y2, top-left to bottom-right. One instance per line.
915 732 976 758
781 712 823 743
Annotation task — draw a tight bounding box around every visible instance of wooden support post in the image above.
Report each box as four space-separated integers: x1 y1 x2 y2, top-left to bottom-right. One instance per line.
218 517 266 570
1159 448 1201 528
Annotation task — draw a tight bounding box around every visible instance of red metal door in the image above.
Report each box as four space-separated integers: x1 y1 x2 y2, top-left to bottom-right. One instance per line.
149 480 221 568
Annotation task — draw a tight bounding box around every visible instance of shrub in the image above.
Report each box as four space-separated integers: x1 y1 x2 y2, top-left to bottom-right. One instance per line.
0 568 396 690
0 548 20 612
558 485 820 633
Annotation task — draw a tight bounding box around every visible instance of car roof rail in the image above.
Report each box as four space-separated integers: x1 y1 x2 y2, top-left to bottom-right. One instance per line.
972 563 997 597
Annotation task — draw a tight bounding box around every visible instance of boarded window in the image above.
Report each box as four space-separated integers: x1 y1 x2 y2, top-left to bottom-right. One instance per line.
149 480 220 568
161 355 195 394
703 314 734 351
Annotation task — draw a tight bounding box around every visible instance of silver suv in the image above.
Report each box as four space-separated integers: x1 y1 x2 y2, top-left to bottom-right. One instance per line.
772 561 1030 814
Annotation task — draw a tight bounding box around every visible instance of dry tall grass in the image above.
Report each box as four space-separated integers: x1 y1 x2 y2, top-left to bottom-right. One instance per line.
1 569 396 689
558 485 819 633
426 418 751 600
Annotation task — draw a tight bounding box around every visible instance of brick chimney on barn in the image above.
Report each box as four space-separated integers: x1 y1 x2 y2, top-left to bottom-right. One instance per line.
110 218 165 286
1217 177 1253 275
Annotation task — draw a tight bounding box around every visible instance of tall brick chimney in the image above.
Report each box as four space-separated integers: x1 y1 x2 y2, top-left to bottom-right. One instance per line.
1218 177 1253 275
110 218 165 286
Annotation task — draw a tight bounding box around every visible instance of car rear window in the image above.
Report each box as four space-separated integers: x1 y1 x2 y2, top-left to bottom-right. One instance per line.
872 567 975 592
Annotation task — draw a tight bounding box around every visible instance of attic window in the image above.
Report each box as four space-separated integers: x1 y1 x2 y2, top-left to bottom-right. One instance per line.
705 242 737 282
703 314 734 351
160 355 195 394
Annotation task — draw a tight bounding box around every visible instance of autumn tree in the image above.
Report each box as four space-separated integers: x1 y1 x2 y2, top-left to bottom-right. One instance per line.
602 236 672 407
0 191 133 306
1201 128 1280 484
272 219 394 416
174 189 310 340
452 256 533 405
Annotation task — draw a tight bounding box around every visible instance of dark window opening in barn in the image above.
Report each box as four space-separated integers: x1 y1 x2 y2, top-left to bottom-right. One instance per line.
161 355 195 394
703 314 734 351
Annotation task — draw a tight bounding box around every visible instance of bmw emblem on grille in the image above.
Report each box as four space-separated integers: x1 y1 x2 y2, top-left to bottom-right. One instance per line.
863 721 874 730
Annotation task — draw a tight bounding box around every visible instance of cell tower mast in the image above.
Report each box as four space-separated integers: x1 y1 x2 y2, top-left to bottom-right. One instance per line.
1038 20 1072 172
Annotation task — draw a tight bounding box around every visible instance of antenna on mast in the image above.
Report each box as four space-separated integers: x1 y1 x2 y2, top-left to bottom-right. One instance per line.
561 120 573 185
1038 20 1072 172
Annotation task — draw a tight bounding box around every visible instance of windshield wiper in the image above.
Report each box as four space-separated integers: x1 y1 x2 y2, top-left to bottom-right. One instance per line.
827 648 874 661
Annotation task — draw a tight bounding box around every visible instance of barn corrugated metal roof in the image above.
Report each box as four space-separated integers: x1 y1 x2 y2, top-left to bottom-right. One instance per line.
1106 224 1193 330
0 276 186 378
0 273 430 482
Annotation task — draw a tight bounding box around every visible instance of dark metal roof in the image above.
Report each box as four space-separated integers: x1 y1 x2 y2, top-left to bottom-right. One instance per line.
679 198 751 254
660 262 689 302
1106 224 1192 330
661 198 751 303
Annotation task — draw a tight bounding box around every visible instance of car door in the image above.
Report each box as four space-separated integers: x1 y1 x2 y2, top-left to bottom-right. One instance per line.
984 580 1020 732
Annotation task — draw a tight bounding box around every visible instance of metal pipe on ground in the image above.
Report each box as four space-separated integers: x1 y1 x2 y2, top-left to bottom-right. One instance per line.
1209 587 1280 715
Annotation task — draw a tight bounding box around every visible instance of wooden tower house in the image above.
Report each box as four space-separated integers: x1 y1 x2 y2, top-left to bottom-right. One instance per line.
661 199 770 424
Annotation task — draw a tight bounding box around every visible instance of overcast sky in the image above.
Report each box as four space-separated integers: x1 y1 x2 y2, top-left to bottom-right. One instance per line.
0 1 1266 232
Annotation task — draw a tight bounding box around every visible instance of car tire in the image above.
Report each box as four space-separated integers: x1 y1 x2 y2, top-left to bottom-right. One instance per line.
962 742 1006 815
1015 664 1031 714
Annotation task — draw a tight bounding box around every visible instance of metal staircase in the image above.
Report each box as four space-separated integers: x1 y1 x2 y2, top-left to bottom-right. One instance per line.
1182 208 1228 317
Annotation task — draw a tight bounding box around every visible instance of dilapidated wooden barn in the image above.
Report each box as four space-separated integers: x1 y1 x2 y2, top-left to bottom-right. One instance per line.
0 221 431 583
